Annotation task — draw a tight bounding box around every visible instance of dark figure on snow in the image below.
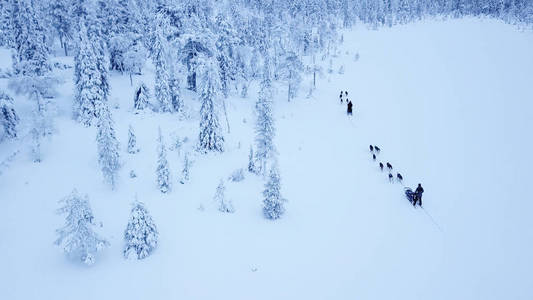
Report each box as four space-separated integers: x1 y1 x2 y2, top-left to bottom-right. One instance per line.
369 145 374 152
413 183 424 207
386 162 392 171
372 154 376 161
340 93 343 104
379 162 384 171
388 173 394 182
347 100 353 115
374 146 380 153
345 91 348 97
397 173 403 182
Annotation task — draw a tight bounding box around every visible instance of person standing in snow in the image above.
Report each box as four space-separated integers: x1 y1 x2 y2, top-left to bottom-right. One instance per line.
340 91 343 103
347 100 353 115
413 183 424 207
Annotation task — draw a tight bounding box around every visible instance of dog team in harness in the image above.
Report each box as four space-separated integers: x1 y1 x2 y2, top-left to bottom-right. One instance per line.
343 92 426 209
369 143 425 208
339 90 353 116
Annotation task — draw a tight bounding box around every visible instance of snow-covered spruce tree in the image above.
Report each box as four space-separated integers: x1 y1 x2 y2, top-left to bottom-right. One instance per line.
262 165 286 220
215 13 238 99
152 18 172 113
74 22 108 126
180 153 191 184
48 0 73 56
254 61 276 175
107 0 143 73
30 126 41 163
0 91 19 139
9 0 54 161
156 127 171 193
215 179 234 213
55 189 109 266
127 124 139 154
169 77 182 114
123 40 147 86
0 0 13 47
197 61 224 153
96 106 120 188
280 52 303 102
133 82 150 113
124 199 158 260
11 0 50 77
247 146 257 174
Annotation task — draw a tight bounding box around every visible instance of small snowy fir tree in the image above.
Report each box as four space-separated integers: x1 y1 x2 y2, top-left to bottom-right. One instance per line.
30 127 41 163
156 127 171 193
263 166 286 220
0 91 19 139
229 168 245 182
215 179 234 213
133 82 150 113
96 107 120 188
55 189 109 265
127 124 139 154
124 199 158 260
197 61 224 153
247 146 257 174
180 153 191 184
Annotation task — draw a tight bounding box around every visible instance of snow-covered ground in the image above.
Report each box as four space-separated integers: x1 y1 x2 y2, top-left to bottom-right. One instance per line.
1 18 533 299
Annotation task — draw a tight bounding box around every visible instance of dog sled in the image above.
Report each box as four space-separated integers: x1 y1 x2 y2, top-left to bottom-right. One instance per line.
404 187 418 205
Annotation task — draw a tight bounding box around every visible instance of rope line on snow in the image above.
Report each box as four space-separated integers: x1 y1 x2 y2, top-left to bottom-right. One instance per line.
420 206 443 233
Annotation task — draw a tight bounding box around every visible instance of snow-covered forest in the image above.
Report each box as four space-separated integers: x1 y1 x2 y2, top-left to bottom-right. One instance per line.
1 0 533 299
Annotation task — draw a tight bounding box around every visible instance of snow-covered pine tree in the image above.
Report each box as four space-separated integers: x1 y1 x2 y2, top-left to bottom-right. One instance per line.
124 199 158 260
197 61 224 153
152 17 172 113
156 127 171 193
133 82 151 113
262 165 286 220
96 106 120 188
254 60 276 175
0 91 19 139
74 22 108 126
55 189 109 265
127 124 139 154
215 179 234 213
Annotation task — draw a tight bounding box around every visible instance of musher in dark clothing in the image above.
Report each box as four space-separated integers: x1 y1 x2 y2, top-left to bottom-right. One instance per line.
413 183 424 207
347 100 353 115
